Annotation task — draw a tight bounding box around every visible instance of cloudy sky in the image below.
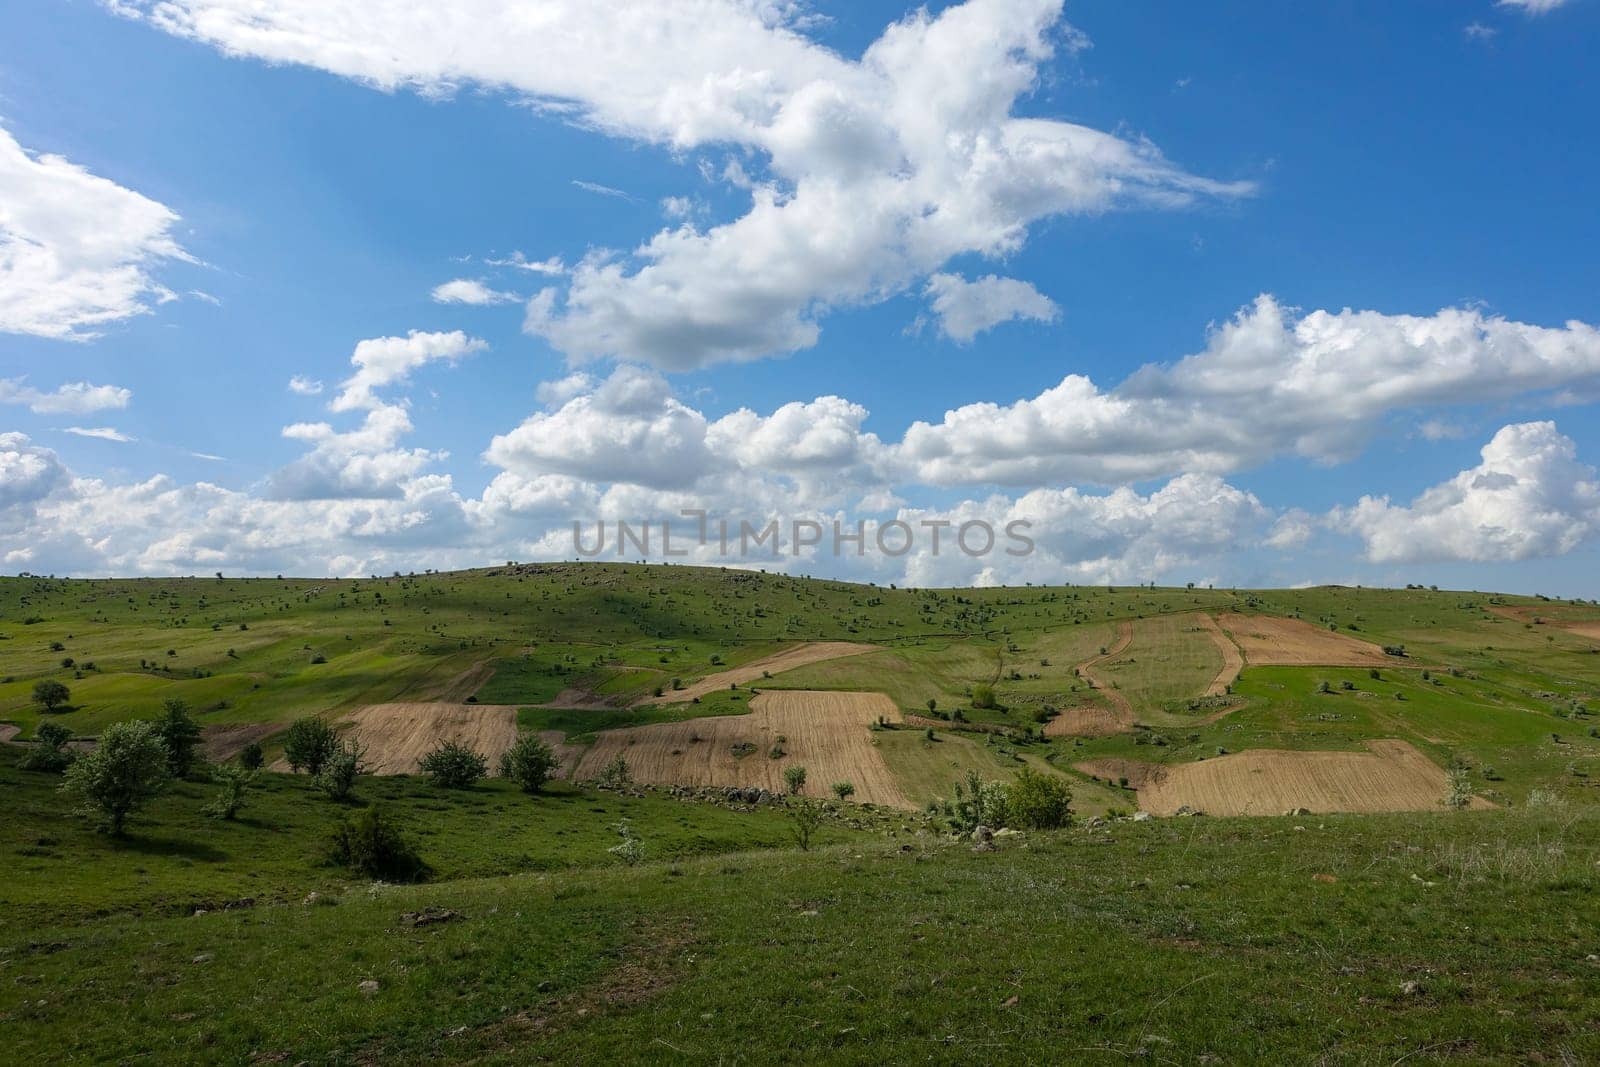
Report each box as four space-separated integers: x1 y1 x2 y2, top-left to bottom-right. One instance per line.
3 0 1599 592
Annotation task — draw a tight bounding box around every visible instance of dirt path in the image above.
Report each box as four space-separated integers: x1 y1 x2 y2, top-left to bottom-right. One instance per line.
574 690 909 808
1052 621 1136 735
1194 613 1245 696
1081 740 1492 816
634 642 879 705
0 724 19 744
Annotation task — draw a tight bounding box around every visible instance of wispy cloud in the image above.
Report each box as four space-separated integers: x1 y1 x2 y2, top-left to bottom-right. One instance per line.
2 378 132 415
62 426 136 442
288 375 324 396
571 179 636 201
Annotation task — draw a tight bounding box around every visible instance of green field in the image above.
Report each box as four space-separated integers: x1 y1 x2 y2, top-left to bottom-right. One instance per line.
3 566 1599 1060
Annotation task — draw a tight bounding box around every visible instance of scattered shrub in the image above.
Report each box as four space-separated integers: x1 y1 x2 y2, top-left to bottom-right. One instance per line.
597 754 633 790
783 765 807 795
32 679 70 712
283 717 338 775
787 798 824 851
1005 768 1073 829
238 741 264 771
20 721 74 773
327 807 428 881
205 763 257 820
419 741 487 789
154 698 203 778
315 741 366 800
59 719 171 835
499 733 559 794
831 780 856 801
971 683 996 709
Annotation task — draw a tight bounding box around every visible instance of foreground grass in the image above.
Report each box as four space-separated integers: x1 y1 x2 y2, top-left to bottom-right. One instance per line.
4 804 1596 1064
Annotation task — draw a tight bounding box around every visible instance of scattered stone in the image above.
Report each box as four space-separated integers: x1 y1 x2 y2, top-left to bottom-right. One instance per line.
358 979 380 997
400 907 462 928
1285 807 1311 816
971 825 995 852
1132 811 1152 822
192 953 214 965
1000 994 1018 1009
1399 980 1422 997
1312 873 1337 884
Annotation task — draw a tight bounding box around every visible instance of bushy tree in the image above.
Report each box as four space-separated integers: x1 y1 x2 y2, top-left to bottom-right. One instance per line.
783 765 808 795
205 763 257 820
498 733 559 794
419 741 487 789
327 807 428 881
283 717 338 775
948 770 1010 832
1005 768 1073 829
787 798 824 851
971 683 996 710
33 679 70 712
830 780 855 801
597 754 632 790
238 741 264 771
60 719 171 834
20 721 74 773
154 698 203 778
315 741 365 800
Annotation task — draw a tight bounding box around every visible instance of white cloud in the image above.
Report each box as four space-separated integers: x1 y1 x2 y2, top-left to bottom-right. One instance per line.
571 179 636 201
114 0 1249 370
0 124 191 339
898 295 1600 486
1464 22 1499 40
430 278 519 305
534 372 595 407
1334 422 1600 564
330 329 486 412
924 272 1058 341
0 432 69 510
269 403 441 499
288 375 324 395
1496 0 1570 14
0 378 132 415
61 426 136 442
484 251 566 275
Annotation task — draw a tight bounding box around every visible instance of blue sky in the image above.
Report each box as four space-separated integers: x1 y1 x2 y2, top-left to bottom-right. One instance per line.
2 0 1599 592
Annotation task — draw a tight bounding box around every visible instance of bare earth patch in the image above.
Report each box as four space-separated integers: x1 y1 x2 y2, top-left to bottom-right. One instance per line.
634 642 878 705
1083 740 1492 816
1216 613 1394 667
200 723 281 762
1195 614 1245 695
333 703 521 775
0 724 19 744
574 689 909 807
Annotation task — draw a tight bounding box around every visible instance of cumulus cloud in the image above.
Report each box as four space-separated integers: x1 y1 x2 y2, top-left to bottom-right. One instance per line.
0 378 132 415
430 278 519 305
898 295 1600 486
330 329 486 412
112 0 1249 370
0 432 70 510
287 375 324 395
923 272 1058 341
1333 422 1600 564
0 124 191 339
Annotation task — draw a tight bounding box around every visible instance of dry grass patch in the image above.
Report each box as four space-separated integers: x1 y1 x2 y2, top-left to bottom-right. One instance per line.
1216 613 1393 667
1083 740 1493 816
1195 613 1244 696
634 642 878 704
573 690 908 807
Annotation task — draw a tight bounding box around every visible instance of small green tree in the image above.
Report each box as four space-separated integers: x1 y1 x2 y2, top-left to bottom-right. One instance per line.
32 679 70 712
597 754 633 790
238 741 264 771
316 741 365 800
1443 767 1474 810
283 717 338 775
60 719 171 834
155 698 203 778
1005 768 1073 829
420 741 488 789
20 721 74 773
205 763 257 820
971 683 996 710
783 765 808 795
926 697 937 713
787 798 823 851
328 807 428 881
499 733 560 794
830 780 855 801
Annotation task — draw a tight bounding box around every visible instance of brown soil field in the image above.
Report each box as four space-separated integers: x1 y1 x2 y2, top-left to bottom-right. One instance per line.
1049 621 1135 736
1082 740 1490 816
1073 757 1168 791
1194 614 1245 695
634 642 879 704
1215 613 1394 667
1568 622 1600 641
536 729 584 778
330 702 521 775
573 690 909 807
200 722 281 762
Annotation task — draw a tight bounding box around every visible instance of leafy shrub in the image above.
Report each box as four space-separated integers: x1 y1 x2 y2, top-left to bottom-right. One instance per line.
327 807 428 881
597 754 633 790
315 741 365 800
971 683 996 709
830 780 856 801
607 818 645 865
783 765 807 795
59 719 171 834
205 763 257 820
283 717 338 775
1005 768 1073 829
420 741 488 789
238 741 264 771
20 721 74 773
499 733 559 794
787 798 823 851
32 679 70 712
155 698 203 778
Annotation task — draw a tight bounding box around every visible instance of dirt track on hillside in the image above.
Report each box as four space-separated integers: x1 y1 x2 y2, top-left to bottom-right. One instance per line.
1216 613 1393 667
1082 740 1491 816
1195 614 1245 695
634 642 879 704
574 689 908 807
1046 622 1135 736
